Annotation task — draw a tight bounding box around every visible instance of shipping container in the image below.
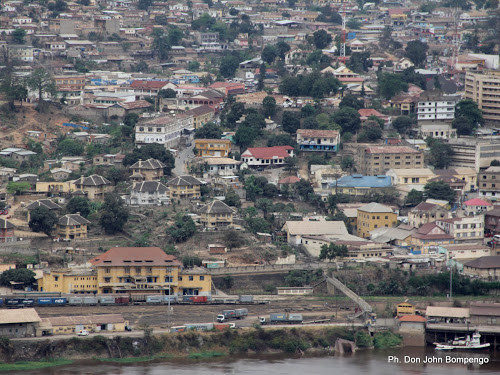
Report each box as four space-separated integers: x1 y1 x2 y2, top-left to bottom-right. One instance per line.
52 297 67 306
214 323 230 331
239 295 253 303
22 298 35 307
185 323 214 331
170 326 186 333
182 295 193 303
37 298 53 305
5 298 22 308
130 294 146 304
191 296 207 303
115 296 130 305
222 310 236 319
270 313 287 323
287 314 303 322
234 308 248 319
163 295 177 304
99 296 115 305
146 295 162 304
68 297 83 305
82 297 98 305
0 298 3 307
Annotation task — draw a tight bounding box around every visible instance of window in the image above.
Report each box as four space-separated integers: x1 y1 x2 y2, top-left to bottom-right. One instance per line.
54 276 59 281
189 276 194 281
178 276 183 281
104 277 111 283
136 267 141 274
200 276 205 281
165 276 173 282
105 268 110 274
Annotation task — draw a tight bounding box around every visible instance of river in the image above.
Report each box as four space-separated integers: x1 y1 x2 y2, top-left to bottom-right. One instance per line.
20 348 500 375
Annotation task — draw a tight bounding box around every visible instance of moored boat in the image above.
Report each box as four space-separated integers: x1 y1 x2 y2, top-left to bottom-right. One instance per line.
434 331 490 350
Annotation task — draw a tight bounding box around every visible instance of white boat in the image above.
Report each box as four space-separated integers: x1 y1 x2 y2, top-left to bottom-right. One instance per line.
434 332 490 350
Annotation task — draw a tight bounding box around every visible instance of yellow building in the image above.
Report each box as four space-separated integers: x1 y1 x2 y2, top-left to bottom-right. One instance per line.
187 106 214 129
72 175 112 200
199 200 235 228
166 175 203 201
386 168 435 187
41 314 128 335
129 158 166 181
39 247 212 296
397 301 416 316
56 213 90 240
357 202 397 239
35 181 73 194
194 139 232 157
26 199 62 222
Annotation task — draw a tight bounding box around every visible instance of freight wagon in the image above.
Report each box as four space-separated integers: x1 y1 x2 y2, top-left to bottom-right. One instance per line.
259 313 303 325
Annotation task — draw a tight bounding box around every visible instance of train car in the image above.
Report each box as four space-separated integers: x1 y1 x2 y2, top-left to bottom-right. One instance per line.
68 297 83 305
99 296 115 305
115 296 130 305
37 297 53 306
191 296 207 304
170 326 186 333
82 297 98 305
130 294 146 304
5 298 23 308
185 323 214 332
163 295 177 304
146 295 163 304
52 297 67 306
0 298 2 307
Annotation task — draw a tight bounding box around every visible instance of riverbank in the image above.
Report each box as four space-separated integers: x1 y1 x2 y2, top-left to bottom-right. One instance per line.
0 326 403 369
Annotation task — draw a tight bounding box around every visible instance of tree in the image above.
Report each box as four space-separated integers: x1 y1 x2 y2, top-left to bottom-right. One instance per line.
339 94 364 110
282 111 301 134
276 41 291 60
332 107 361 133
296 179 313 200
106 167 129 185
151 29 171 60
124 113 139 127
158 88 176 98
99 193 129 234
312 29 332 49
11 28 27 44
57 138 84 156
346 52 373 73
194 122 222 139
66 197 91 218
29 206 57 236
358 124 382 142
229 7 239 16
123 144 175 175
319 243 348 261
378 73 408 100
0 268 36 287
224 188 241 207
392 116 413 135
262 45 278 64
224 230 243 250
491 160 500 166
428 138 453 169
455 99 483 127
26 68 56 112
262 96 276 118
219 53 241 78
256 198 274 218
245 217 270 233
284 157 298 173
347 18 362 29
167 213 196 242
168 28 184 45
406 189 424 207
405 40 429 67
234 125 259 150
341 157 355 171
424 181 456 204
452 117 475 136
6 181 31 195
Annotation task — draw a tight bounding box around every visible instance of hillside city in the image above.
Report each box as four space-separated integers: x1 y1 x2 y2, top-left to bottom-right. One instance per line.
0 0 500 345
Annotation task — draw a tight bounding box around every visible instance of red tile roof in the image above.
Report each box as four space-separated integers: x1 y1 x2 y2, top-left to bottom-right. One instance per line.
365 146 419 154
399 315 426 322
297 129 340 138
358 109 386 117
90 247 182 267
464 198 491 207
242 146 294 160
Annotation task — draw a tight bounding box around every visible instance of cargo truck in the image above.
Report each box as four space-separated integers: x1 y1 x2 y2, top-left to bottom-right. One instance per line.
259 313 303 325
217 308 248 322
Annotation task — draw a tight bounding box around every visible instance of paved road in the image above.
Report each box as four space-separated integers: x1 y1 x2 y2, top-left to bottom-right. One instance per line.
172 142 195 176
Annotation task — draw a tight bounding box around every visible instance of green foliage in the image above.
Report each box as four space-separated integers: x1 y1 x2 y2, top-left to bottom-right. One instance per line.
392 116 413 135
12 28 27 44
331 107 361 133
454 99 483 133
373 332 402 349
220 53 244 78
285 269 323 287
57 138 84 156
262 45 278 64
405 40 429 67
267 134 296 147
355 331 374 348
66 197 91 217
282 111 301 134
346 52 373 73
26 68 56 111
378 73 408 100
296 179 314 200
123 144 175 175
319 243 348 261
245 217 270 233
427 138 453 169
188 61 200 72
312 29 332 49
167 213 196 242
491 160 500 166
357 123 382 142
262 96 276 118
224 230 244 250
29 206 58 236
279 72 341 99
182 255 202 267
339 94 364 110
194 122 222 139
401 67 427 89
224 188 241 207
0 268 36 287
158 89 177 98
151 29 171 61
424 180 456 204
7 181 31 195
406 189 424 207
99 193 129 234
234 124 259 149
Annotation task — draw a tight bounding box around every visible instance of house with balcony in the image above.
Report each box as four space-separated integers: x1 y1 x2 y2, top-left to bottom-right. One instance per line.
72 175 112 200
436 216 484 243
241 146 294 168
194 139 232 157
127 181 169 206
56 214 90 240
199 200 235 229
165 175 203 201
296 129 340 152
129 158 166 182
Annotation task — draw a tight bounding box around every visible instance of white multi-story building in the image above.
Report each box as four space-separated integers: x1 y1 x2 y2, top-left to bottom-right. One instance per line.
465 70 500 124
135 113 194 149
436 216 484 243
126 181 170 206
241 146 294 168
417 94 459 124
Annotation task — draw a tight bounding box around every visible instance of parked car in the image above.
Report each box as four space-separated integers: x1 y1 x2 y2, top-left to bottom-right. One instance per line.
485 233 493 238
77 330 89 336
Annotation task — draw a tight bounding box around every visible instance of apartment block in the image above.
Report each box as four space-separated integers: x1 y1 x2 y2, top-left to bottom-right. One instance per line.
417 93 458 124
135 113 194 149
436 216 484 243
296 129 340 152
479 166 500 199
194 139 231 157
448 138 500 173
357 146 423 176
464 70 500 124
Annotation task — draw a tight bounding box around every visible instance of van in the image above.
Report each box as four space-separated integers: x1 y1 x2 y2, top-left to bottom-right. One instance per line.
493 235 500 241
77 330 89 336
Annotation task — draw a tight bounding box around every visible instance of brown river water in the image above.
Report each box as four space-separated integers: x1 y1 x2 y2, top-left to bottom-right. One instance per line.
18 347 500 374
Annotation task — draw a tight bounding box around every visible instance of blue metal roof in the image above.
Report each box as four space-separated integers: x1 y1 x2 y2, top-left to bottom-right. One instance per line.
329 175 392 189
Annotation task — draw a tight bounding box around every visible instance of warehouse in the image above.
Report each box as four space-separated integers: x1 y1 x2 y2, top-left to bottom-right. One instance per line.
0 308 41 338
